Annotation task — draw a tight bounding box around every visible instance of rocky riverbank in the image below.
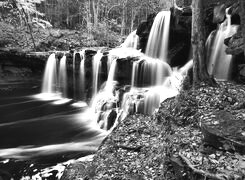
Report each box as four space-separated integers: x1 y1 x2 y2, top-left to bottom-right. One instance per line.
61 81 245 180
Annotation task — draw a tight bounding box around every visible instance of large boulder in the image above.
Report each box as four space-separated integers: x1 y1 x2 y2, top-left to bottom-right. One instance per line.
202 110 245 155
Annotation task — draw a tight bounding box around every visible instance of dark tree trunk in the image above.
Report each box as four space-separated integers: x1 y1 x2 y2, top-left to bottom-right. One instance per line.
240 0 245 57
192 0 216 87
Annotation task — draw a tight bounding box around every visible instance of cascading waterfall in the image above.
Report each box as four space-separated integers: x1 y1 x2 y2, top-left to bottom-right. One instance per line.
92 51 103 95
206 9 238 80
41 53 57 95
129 58 173 115
38 10 191 129
58 55 67 97
125 10 173 115
145 11 171 61
131 57 172 87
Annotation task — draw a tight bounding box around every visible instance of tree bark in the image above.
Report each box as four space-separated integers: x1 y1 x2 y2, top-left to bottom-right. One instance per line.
121 0 128 36
240 0 245 57
92 0 99 27
192 0 216 87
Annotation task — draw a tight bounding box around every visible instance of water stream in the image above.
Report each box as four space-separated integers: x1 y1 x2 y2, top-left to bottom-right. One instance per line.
206 9 238 80
1 8 233 179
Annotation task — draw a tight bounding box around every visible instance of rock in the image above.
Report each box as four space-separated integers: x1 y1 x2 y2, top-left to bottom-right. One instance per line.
226 30 244 56
106 109 117 130
61 162 89 180
136 13 156 53
101 102 117 111
169 6 192 67
135 99 145 114
170 156 187 180
213 4 226 23
202 110 245 154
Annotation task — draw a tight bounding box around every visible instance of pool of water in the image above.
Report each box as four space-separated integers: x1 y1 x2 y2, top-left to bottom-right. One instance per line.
0 81 106 179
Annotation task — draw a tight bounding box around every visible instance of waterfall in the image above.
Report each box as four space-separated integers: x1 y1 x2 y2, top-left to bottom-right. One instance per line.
105 59 117 93
41 53 57 94
73 51 77 99
121 11 174 115
38 9 191 130
121 30 139 49
92 51 103 95
58 56 67 97
206 9 238 80
131 57 172 87
79 50 86 100
145 11 171 61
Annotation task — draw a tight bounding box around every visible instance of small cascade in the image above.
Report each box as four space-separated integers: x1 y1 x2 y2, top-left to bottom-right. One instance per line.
104 58 117 93
79 50 86 100
41 53 57 94
121 30 139 49
145 11 171 61
73 51 77 99
131 57 172 87
92 51 103 95
58 55 67 97
206 9 238 80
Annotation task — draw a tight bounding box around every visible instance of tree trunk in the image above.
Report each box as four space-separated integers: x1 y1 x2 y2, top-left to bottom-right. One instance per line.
12 0 36 50
92 0 98 27
66 0 69 27
130 8 137 32
121 1 127 36
240 0 245 57
192 0 216 87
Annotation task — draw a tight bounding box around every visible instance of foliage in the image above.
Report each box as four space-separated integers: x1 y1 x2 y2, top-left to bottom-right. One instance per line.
0 0 173 50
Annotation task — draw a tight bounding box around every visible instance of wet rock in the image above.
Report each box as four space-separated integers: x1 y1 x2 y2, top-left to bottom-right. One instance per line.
106 110 117 130
136 13 156 53
101 102 117 111
126 101 136 115
238 64 245 83
169 7 192 67
226 29 244 56
135 99 145 114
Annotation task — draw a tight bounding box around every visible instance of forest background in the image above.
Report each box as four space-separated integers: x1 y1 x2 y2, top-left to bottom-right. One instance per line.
0 0 176 51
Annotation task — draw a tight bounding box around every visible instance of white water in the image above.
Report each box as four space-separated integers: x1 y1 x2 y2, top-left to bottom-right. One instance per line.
206 9 238 80
131 57 172 87
80 50 86 100
41 53 57 94
59 55 67 97
92 51 103 95
145 11 171 61
121 30 139 49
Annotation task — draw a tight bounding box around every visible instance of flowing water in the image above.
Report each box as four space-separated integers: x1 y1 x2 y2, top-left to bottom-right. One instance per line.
92 51 103 96
206 9 238 80
0 10 197 179
145 11 171 61
0 81 106 179
41 54 57 95
59 55 67 97
121 30 139 49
